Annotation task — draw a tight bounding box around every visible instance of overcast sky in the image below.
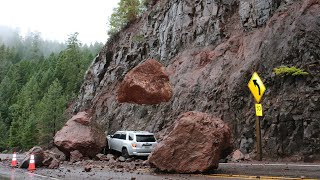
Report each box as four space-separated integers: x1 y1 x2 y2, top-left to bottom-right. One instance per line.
0 0 120 44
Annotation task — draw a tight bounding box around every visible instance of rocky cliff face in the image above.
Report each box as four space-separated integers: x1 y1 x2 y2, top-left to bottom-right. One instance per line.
74 0 320 161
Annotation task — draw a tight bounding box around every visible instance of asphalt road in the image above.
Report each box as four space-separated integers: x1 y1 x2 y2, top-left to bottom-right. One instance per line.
1 154 319 179
215 162 320 179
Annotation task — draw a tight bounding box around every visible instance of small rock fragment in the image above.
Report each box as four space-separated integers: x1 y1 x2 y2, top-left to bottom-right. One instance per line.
118 156 126 162
84 165 92 172
231 150 245 162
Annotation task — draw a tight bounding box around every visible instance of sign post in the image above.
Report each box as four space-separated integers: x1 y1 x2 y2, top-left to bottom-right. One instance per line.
248 72 266 161
255 115 262 160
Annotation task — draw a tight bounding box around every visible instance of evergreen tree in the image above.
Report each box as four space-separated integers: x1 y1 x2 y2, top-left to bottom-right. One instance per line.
0 76 18 126
0 29 100 150
108 0 141 35
8 75 40 149
21 114 38 149
0 44 15 81
35 80 66 147
39 67 55 95
8 104 22 148
0 113 8 150
30 32 43 60
55 32 87 97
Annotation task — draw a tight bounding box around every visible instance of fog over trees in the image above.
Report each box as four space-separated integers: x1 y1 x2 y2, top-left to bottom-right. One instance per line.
0 0 148 151
0 26 103 150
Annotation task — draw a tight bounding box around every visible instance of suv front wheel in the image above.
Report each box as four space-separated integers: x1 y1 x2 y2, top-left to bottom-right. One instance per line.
122 147 130 158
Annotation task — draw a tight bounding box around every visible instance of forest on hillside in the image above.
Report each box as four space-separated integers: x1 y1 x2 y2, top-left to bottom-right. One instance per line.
0 26 103 151
0 0 153 152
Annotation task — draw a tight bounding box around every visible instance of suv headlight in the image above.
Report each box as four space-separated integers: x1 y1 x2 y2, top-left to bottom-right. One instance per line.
132 143 137 148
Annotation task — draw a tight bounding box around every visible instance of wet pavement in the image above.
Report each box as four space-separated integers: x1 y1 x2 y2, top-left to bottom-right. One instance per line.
1 154 320 180
0 168 56 180
215 162 320 179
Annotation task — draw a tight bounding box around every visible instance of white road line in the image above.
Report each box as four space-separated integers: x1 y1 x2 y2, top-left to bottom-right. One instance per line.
202 174 318 180
26 172 59 180
221 163 320 167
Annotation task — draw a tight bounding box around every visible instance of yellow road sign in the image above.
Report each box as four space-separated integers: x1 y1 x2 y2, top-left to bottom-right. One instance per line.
255 104 263 116
248 72 266 103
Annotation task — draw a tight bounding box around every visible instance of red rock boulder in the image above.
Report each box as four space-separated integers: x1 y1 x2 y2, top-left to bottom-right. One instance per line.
117 59 173 104
19 146 45 168
70 150 83 163
54 112 106 159
19 146 60 169
148 111 233 173
42 150 61 169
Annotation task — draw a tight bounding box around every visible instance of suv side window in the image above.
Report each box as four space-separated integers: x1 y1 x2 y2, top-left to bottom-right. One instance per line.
119 134 126 140
113 134 120 139
129 134 134 141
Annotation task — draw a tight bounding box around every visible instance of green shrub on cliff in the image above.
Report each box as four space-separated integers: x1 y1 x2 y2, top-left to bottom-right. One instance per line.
132 34 145 43
108 0 141 36
273 66 309 77
108 0 154 36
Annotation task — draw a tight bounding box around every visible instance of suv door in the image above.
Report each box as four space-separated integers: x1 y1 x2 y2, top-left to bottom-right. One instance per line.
109 133 120 151
116 133 126 151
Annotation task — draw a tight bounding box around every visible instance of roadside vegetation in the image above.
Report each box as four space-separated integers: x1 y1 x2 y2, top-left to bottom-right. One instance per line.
108 0 153 36
0 28 103 151
273 66 309 77
0 0 153 152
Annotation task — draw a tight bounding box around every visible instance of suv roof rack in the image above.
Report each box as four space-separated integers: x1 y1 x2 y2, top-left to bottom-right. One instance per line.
114 130 153 134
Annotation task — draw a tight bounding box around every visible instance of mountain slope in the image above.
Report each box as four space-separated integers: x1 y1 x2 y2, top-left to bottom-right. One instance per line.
74 0 320 161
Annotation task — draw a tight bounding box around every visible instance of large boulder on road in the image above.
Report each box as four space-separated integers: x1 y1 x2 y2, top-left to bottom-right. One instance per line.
117 59 173 105
148 111 233 173
54 112 106 159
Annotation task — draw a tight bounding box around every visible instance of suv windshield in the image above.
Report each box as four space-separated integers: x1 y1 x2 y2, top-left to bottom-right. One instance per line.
136 135 156 142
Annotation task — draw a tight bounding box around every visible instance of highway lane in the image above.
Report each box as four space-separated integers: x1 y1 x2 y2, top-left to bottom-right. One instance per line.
1 154 319 179
0 153 25 162
214 162 320 179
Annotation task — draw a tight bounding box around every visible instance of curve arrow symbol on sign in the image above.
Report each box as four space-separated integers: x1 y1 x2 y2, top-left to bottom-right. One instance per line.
248 72 266 103
253 79 261 95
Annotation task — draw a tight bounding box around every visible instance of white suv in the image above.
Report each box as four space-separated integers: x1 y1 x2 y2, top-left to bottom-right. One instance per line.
107 131 157 158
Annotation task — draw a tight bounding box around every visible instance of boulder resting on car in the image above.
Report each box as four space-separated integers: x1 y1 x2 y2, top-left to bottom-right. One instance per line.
54 112 106 159
148 111 233 173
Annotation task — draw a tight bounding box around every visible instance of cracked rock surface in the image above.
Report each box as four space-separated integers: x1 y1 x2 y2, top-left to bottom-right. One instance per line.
74 0 320 161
